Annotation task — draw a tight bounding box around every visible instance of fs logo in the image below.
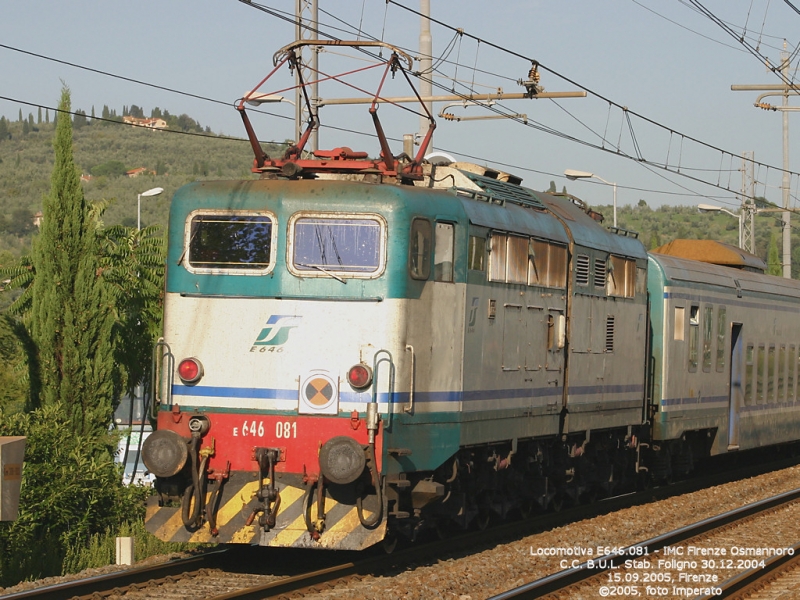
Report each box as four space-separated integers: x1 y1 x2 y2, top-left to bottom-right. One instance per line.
468 297 480 328
253 315 302 346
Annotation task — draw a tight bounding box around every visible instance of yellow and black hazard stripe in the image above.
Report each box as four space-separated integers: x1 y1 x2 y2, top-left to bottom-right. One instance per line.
145 472 386 550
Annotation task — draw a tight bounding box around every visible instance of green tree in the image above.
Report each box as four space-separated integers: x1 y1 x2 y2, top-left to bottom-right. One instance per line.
0 117 8 141
30 86 117 435
90 160 127 178
767 233 782 276
98 223 165 397
0 315 29 414
0 87 148 588
73 109 88 129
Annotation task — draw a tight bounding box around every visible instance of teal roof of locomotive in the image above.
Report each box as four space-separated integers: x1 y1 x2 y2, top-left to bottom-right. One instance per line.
164 177 628 297
538 193 648 259
456 193 568 243
165 178 465 297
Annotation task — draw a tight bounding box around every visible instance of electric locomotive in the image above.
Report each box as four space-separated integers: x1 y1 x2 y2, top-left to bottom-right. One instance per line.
142 42 655 548
144 40 800 551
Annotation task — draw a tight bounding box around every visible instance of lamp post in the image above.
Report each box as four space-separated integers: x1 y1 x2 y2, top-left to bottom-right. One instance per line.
564 169 618 227
697 203 797 256
137 187 163 231
242 93 296 107
698 203 745 249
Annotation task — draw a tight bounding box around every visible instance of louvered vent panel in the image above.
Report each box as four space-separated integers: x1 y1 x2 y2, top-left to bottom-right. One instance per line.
594 258 607 288
575 255 590 286
606 315 615 352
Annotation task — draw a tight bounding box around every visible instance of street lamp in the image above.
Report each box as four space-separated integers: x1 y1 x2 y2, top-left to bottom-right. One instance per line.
137 187 163 231
697 203 796 255
242 92 296 107
698 203 745 249
564 169 618 227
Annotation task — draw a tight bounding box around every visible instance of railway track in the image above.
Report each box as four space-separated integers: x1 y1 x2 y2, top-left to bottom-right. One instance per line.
697 541 800 599
0 550 230 600
4 455 798 600
488 487 800 599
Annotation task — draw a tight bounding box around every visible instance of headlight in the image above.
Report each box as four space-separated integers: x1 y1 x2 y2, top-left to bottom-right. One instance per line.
319 436 366 485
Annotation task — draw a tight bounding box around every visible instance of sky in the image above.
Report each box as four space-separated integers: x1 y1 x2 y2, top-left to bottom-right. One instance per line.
2 0 800 212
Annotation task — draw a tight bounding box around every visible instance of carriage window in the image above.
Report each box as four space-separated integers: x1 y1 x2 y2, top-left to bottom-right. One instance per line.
768 345 776 402
745 344 754 405
688 305 699 372
409 218 431 280
489 233 566 288
434 223 455 282
468 236 485 271
674 307 685 341
528 240 567 288
292 215 383 276
756 344 765 403
790 345 797 401
187 212 274 271
715 307 726 372
548 244 568 288
607 256 636 298
702 305 713 372
506 234 528 284
489 233 508 282
778 344 786 402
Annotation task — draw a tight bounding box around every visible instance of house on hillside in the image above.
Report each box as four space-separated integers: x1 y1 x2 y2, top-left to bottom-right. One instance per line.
126 167 154 178
122 116 167 130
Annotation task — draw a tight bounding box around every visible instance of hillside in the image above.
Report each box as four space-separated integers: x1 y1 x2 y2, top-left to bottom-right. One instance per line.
0 112 281 257
0 110 797 276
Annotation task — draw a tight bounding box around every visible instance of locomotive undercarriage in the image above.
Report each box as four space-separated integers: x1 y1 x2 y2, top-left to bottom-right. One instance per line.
384 427 648 542
644 428 718 483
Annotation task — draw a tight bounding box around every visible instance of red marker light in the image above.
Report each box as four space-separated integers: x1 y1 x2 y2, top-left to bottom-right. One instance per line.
348 364 372 390
178 358 203 383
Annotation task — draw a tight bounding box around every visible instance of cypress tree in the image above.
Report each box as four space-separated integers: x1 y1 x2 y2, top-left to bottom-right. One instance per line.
30 86 116 437
768 233 782 276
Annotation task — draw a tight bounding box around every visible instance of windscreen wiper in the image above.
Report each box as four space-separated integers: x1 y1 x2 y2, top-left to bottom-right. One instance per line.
297 263 347 284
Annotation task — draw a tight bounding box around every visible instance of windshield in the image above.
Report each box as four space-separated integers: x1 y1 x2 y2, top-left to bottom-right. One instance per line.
292 216 383 275
188 213 273 271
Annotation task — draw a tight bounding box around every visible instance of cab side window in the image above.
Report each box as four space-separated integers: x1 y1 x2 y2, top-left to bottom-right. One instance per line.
434 222 455 282
409 218 431 280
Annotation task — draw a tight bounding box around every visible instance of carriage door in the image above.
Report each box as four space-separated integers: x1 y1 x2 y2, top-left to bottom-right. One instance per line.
728 323 743 451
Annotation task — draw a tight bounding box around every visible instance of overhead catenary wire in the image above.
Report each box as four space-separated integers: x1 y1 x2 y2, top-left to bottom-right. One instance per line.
1 1 795 209
379 0 800 207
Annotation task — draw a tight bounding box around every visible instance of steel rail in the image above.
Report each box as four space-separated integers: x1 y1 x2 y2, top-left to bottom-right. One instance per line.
697 540 800 599
4 455 798 600
0 549 228 600
487 487 800 599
